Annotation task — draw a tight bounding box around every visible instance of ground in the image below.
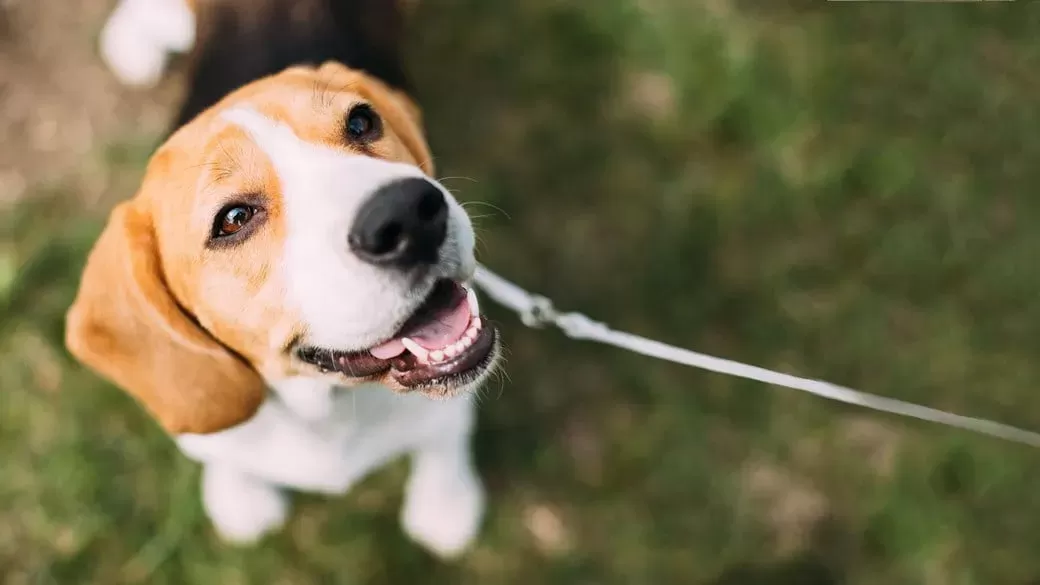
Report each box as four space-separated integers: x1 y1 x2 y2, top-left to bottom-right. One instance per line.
3 1 1040 584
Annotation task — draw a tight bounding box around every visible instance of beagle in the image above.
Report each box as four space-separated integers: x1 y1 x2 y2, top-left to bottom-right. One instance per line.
67 0 501 558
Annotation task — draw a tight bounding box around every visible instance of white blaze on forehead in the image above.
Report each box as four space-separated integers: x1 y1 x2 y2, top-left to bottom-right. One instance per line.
221 107 310 171
218 106 478 353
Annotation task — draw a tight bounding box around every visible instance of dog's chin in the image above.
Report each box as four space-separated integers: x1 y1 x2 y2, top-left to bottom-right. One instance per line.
295 279 502 398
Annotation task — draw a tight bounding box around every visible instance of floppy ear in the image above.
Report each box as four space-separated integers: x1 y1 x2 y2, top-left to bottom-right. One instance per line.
65 201 266 435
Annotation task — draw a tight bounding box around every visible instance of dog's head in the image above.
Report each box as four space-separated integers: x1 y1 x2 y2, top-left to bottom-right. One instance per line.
66 62 500 434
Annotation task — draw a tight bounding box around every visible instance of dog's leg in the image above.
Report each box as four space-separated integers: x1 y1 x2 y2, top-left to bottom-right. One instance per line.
201 463 289 544
99 0 196 87
400 400 486 559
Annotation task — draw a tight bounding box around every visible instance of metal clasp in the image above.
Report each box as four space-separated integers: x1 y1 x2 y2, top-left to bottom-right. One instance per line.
520 295 558 328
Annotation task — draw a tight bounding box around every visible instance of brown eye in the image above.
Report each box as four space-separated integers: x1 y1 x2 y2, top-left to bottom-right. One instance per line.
345 104 382 142
214 205 255 237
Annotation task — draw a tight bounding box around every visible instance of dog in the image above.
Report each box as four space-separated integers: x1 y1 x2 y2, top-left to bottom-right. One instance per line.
65 0 502 558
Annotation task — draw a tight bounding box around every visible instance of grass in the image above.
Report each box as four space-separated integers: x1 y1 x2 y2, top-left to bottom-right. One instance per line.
3 1 1040 583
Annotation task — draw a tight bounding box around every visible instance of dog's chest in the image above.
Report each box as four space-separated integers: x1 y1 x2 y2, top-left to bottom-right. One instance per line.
175 379 475 494
274 379 470 455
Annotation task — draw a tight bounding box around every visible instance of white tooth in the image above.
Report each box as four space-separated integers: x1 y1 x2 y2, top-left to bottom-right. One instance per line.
444 345 458 358
465 327 478 340
455 340 469 353
430 350 445 363
401 338 430 364
473 317 482 330
466 287 480 317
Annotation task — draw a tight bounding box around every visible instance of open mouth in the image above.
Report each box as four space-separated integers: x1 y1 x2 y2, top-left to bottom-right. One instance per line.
296 279 498 390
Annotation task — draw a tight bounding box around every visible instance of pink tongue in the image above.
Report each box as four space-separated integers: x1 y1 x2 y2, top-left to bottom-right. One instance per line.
369 301 473 358
370 339 406 359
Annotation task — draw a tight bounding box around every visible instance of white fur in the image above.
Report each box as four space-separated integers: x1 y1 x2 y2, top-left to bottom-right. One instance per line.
100 0 196 87
171 107 488 557
400 418 486 557
201 464 289 544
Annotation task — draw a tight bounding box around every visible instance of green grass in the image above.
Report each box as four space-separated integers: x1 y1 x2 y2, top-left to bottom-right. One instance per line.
4 1 1040 583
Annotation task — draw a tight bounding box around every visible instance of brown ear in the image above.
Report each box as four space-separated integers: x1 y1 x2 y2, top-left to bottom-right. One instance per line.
65 201 266 435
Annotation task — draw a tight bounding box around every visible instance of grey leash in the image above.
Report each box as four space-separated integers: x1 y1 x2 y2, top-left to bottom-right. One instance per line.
472 264 1040 449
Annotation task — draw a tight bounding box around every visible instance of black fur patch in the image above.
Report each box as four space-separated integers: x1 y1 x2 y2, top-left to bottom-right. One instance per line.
170 0 410 131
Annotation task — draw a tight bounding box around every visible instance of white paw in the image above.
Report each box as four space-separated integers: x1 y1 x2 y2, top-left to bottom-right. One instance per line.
201 465 290 545
98 0 196 88
400 461 486 559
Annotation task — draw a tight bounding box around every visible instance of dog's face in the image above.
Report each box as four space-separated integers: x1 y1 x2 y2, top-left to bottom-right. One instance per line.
66 62 500 434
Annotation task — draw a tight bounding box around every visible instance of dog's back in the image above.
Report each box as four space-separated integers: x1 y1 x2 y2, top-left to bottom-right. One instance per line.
101 0 412 130
172 0 411 129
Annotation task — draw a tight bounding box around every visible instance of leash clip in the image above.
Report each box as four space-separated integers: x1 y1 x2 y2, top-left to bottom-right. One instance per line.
521 295 558 328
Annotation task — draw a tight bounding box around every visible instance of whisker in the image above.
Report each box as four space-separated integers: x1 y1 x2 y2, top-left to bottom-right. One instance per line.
437 176 479 184
460 200 511 220
473 231 489 256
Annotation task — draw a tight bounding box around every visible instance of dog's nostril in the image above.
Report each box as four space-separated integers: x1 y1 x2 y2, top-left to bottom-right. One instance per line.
349 178 449 269
372 222 405 255
416 189 445 222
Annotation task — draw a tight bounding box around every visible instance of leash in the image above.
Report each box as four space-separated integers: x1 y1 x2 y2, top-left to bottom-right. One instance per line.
472 264 1040 449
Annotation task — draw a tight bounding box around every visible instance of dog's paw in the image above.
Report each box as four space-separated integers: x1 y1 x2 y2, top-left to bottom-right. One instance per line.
201 465 289 545
98 0 195 88
400 461 486 559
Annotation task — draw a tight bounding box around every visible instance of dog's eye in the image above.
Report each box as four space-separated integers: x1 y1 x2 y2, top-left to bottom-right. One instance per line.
345 104 382 143
214 205 255 238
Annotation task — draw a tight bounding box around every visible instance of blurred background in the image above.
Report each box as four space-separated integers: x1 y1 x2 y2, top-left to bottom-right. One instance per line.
3 1 1040 583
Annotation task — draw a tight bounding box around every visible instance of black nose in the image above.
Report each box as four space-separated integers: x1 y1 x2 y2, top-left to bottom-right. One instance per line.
348 178 448 268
